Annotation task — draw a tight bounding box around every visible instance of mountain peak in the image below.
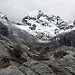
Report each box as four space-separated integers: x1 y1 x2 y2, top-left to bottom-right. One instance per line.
0 10 75 43
20 10 75 43
22 10 67 28
0 12 5 17
0 12 8 20
27 10 42 18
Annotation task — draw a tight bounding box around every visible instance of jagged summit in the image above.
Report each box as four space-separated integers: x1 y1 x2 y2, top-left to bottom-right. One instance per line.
0 12 8 20
0 12 5 17
27 10 42 18
22 10 73 29
18 10 75 43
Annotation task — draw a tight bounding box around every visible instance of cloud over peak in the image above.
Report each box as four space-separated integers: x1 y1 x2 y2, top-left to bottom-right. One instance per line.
0 0 75 22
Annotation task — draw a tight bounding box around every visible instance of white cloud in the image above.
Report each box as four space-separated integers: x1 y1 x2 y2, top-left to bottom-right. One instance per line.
0 0 75 22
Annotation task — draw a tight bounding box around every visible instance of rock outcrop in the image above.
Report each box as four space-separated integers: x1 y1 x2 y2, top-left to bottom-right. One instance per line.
0 66 25 75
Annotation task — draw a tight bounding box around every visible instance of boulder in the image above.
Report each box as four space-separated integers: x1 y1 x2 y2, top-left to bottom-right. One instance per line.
20 61 54 75
0 22 8 36
0 66 25 75
49 46 75 75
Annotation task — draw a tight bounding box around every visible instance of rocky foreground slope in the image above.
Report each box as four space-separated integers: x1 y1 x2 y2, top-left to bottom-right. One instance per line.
0 11 75 75
0 35 75 75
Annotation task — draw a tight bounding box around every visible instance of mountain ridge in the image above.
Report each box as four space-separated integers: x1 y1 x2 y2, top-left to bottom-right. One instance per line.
0 10 75 44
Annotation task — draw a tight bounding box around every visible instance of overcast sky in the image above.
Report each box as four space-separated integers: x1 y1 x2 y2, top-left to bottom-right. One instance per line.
0 0 75 22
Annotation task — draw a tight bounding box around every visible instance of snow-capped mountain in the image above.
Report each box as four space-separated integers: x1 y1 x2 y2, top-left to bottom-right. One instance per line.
0 10 75 43
19 10 75 43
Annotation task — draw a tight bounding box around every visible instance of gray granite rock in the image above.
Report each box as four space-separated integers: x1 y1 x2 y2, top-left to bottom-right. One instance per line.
20 61 54 75
0 66 25 75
